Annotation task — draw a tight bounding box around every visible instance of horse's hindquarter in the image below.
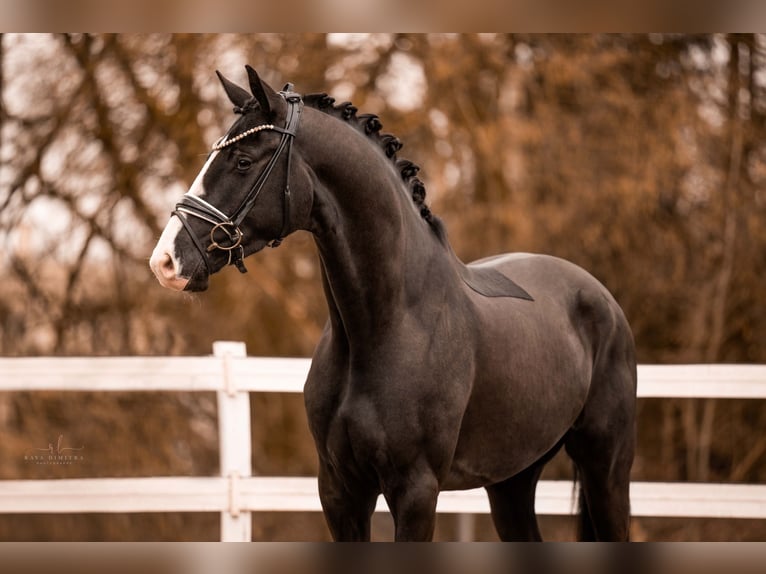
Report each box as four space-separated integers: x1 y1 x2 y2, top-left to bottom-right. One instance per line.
446 253 627 489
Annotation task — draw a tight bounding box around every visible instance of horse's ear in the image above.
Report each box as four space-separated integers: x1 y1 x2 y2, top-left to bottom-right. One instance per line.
216 70 252 109
245 65 282 116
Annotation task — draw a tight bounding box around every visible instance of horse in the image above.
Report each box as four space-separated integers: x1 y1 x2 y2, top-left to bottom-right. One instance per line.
149 66 637 541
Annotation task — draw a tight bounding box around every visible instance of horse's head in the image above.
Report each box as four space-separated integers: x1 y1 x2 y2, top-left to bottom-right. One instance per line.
150 67 307 291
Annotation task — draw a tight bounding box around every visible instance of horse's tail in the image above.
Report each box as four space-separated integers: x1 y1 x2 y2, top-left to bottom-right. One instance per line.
572 464 596 541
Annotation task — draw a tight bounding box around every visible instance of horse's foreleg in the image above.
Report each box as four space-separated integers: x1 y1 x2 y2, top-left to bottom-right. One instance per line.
317 463 378 541
383 469 440 541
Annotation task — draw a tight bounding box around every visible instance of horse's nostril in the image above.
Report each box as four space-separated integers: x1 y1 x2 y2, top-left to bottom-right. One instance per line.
149 248 189 291
150 251 177 281
159 253 176 278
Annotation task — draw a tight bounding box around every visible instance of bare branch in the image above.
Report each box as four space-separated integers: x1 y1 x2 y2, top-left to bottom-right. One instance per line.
60 33 162 237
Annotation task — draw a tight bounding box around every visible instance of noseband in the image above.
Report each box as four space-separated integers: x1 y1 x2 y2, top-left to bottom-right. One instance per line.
173 86 302 275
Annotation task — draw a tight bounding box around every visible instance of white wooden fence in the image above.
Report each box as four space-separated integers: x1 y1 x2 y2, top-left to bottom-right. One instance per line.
1 341 766 541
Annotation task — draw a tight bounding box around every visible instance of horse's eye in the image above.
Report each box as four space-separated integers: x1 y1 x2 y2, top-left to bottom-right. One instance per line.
236 157 252 171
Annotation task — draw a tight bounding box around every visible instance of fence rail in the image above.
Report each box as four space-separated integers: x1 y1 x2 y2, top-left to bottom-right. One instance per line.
1 341 765 541
4 355 766 397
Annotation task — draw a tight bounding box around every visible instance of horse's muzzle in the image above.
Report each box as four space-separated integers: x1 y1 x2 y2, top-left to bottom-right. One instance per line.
149 250 190 291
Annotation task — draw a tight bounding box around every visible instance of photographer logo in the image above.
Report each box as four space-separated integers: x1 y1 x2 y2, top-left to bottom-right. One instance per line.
24 434 85 465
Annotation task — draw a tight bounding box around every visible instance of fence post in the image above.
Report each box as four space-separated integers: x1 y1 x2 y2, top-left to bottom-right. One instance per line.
456 513 475 541
214 341 252 542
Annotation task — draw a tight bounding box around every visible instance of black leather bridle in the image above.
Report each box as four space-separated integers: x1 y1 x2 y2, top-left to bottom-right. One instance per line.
173 86 302 275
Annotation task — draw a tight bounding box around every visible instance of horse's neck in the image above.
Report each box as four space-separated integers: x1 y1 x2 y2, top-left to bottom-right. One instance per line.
304 111 451 345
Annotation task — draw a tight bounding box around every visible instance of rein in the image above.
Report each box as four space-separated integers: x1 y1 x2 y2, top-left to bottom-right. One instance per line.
173 86 302 274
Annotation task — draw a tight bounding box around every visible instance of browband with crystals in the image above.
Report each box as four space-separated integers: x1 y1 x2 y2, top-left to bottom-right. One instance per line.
212 124 276 151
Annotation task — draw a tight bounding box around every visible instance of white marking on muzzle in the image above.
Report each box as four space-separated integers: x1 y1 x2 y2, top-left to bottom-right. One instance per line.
149 151 220 290
150 217 188 291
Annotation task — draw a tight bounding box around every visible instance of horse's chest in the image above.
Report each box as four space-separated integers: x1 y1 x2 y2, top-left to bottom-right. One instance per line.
310 375 468 481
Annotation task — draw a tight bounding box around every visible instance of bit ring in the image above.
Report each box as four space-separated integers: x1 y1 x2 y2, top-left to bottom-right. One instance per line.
207 222 243 252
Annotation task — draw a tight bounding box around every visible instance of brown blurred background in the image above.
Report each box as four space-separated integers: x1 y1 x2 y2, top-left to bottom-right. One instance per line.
0 33 765 540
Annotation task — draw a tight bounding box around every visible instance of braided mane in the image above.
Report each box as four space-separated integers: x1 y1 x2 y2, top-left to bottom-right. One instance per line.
303 93 446 244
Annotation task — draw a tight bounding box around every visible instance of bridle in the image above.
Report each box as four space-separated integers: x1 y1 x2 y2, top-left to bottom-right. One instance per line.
173 85 302 275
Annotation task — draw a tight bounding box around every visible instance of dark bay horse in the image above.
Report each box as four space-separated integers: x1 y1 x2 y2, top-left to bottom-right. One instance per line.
149 67 637 541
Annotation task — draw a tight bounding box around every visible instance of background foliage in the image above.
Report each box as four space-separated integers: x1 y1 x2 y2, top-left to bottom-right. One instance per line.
1 33 765 540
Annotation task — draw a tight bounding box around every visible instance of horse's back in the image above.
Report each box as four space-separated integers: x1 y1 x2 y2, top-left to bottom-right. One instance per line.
469 251 629 334
470 251 634 371
470 252 614 304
